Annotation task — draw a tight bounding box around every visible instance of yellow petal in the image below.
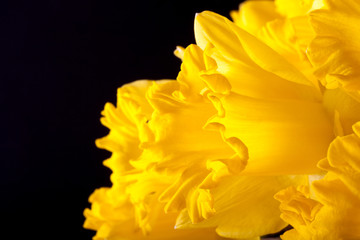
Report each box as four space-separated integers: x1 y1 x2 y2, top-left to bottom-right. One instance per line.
274 185 323 229
258 17 318 87
139 82 239 170
206 92 333 175
275 185 323 240
195 11 322 106
84 174 224 240
323 88 360 135
195 11 316 88
277 122 360 239
195 11 248 63
232 1 319 89
95 80 156 173
227 18 314 88
175 44 208 100
200 71 231 95
275 0 314 18
176 175 306 239
308 0 360 93
231 1 280 36
135 81 247 222
174 46 185 60
318 122 360 198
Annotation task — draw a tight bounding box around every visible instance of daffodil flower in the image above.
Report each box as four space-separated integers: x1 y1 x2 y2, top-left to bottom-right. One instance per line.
84 0 360 239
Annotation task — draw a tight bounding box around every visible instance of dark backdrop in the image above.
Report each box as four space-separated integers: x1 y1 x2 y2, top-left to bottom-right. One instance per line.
2 0 243 239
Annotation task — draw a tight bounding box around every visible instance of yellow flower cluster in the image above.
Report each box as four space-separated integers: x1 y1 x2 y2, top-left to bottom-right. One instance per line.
84 0 360 239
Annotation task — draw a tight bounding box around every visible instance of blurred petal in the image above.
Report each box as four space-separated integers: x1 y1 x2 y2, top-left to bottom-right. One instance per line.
308 0 360 93
275 0 314 18
231 1 280 36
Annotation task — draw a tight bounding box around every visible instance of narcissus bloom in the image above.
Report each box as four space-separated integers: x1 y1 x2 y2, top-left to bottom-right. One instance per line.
85 0 360 239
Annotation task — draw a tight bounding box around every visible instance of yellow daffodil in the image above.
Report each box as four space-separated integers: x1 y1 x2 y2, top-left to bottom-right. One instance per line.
85 0 360 239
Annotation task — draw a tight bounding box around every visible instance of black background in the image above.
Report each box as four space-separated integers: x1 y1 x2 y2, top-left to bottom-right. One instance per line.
2 0 243 239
